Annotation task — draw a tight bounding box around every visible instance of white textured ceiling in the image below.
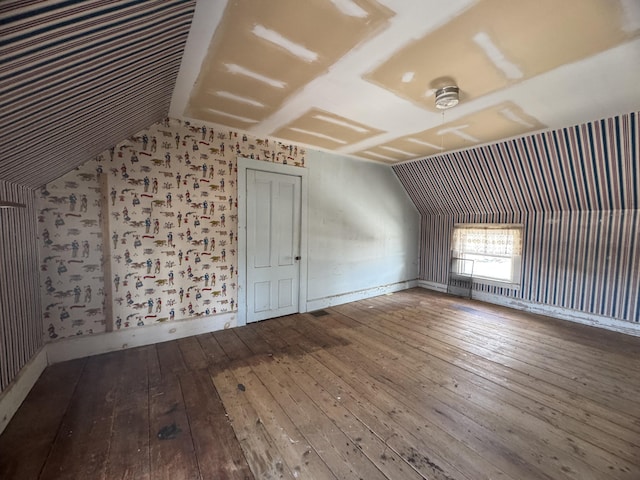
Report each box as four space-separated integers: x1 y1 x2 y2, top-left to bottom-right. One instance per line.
171 0 640 164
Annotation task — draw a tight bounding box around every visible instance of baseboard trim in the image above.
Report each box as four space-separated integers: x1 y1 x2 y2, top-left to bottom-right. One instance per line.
306 279 418 312
417 280 447 293
47 312 236 364
2 281 415 431
418 281 640 337
0 346 48 435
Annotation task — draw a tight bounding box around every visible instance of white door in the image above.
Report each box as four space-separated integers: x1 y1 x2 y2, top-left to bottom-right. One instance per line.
246 169 301 322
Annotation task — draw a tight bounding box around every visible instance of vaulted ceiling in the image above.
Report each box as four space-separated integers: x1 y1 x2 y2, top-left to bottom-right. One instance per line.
1 0 639 189
174 0 640 163
0 0 197 188
394 111 639 215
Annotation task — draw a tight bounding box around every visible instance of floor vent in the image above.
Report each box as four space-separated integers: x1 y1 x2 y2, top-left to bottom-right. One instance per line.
309 309 329 317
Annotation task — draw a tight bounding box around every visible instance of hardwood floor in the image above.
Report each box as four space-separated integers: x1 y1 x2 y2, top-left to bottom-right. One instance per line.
1 288 639 479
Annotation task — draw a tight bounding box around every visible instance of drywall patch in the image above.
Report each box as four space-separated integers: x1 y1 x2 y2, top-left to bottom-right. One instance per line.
355 101 545 162
355 150 397 163
186 0 394 127
273 108 385 150
365 0 637 110
472 31 523 80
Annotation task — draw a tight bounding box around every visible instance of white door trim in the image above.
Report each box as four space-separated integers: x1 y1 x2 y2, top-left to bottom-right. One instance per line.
237 157 308 326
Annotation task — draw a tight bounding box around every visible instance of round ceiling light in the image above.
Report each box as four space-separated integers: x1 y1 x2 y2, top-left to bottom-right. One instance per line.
434 85 459 109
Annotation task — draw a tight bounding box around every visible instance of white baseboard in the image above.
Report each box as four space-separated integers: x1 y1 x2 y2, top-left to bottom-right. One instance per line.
306 279 418 312
417 280 447 292
419 282 640 337
0 346 48 435
47 312 236 364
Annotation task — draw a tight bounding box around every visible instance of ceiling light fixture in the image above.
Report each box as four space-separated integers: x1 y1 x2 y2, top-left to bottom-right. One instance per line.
434 85 459 110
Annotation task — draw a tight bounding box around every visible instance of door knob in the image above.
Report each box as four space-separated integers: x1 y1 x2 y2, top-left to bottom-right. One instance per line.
295 256 301 260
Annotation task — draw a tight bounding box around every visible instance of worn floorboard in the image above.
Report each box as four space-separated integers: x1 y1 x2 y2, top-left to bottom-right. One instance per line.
1 289 639 479
0 358 86 479
39 352 125 480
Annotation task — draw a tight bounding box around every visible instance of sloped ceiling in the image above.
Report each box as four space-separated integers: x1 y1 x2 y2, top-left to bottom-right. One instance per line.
173 0 640 164
1 0 639 191
393 111 639 215
0 0 196 189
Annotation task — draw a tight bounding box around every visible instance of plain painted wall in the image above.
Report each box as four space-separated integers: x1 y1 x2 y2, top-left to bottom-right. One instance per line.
305 150 420 301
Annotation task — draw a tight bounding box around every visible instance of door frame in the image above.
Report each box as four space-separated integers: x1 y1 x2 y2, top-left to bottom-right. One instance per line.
237 157 308 326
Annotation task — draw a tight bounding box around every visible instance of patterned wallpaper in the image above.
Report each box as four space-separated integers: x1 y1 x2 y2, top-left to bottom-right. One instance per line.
38 118 305 340
420 210 639 323
394 112 640 324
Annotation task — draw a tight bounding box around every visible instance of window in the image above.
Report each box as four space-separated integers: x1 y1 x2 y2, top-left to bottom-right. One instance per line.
451 224 523 288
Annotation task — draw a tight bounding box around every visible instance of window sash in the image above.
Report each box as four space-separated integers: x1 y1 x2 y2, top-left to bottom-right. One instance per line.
452 225 522 256
451 224 523 286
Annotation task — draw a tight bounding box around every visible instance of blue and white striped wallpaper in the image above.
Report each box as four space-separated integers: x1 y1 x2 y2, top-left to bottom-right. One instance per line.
0 180 42 393
0 0 196 188
420 211 639 323
395 112 639 324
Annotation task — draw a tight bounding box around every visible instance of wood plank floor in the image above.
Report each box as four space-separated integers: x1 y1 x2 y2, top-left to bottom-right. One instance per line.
1 288 639 479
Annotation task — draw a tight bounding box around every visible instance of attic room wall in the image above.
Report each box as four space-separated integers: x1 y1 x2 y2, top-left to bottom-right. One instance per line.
37 118 419 341
306 151 419 304
37 119 301 339
420 210 639 323
0 181 42 394
394 111 639 328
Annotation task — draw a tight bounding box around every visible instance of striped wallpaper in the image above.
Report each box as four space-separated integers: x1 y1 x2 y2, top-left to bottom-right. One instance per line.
420 211 639 323
394 112 640 324
0 181 43 393
394 112 639 215
0 0 196 189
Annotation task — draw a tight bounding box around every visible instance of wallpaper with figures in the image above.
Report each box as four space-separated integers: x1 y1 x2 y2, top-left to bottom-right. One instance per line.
38 160 105 340
38 118 305 340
